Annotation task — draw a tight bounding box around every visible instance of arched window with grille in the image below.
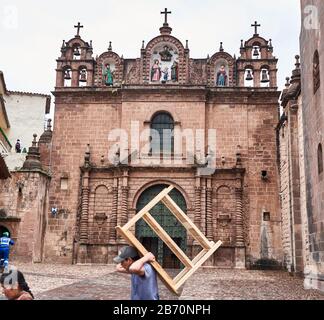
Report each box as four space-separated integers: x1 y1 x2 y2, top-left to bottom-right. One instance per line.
318 143 323 176
313 50 320 94
150 112 174 155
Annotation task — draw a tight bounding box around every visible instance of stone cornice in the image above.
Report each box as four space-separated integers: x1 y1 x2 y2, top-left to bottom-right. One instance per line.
82 165 246 177
53 86 281 105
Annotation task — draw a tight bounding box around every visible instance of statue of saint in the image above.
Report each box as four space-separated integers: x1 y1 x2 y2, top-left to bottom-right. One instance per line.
151 60 162 82
103 64 114 86
216 65 228 87
162 66 169 83
171 61 178 82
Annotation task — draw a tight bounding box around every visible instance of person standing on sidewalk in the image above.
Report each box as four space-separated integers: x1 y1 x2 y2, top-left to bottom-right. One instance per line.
114 246 159 300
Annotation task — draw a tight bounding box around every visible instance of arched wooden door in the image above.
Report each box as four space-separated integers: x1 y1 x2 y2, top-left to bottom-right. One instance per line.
136 184 187 269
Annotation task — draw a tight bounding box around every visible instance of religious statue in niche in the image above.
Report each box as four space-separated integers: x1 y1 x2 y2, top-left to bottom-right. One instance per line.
161 66 169 83
171 61 178 82
151 59 162 82
103 63 114 86
216 65 228 87
159 45 173 62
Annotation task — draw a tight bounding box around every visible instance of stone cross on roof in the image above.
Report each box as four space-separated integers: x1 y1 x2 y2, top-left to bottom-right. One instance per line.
74 22 83 36
161 8 171 26
251 21 261 36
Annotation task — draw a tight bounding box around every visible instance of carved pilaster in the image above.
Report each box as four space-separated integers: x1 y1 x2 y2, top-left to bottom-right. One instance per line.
109 186 118 242
235 187 244 247
206 187 213 240
80 171 90 242
194 187 202 229
121 186 129 226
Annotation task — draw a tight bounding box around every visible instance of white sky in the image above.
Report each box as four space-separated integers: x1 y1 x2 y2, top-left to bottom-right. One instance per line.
0 0 301 112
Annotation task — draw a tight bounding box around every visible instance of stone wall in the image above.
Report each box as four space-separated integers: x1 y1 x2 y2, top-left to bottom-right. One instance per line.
46 87 282 268
0 170 50 262
300 0 324 291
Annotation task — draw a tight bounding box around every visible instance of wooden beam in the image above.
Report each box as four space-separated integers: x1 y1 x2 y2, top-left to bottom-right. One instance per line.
192 249 209 264
173 267 189 284
173 249 209 284
122 185 174 231
162 195 213 249
116 226 180 296
143 212 193 269
174 240 222 290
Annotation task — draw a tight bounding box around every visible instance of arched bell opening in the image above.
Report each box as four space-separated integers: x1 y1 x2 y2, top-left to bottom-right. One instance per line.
252 41 261 60
79 67 88 87
72 44 81 60
260 66 270 88
63 66 72 87
244 67 254 87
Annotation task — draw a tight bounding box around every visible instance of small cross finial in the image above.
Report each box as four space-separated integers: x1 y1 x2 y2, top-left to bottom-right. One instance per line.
161 8 171 25
74 22 84 37
219 42 224 52
108 41 112 51
251 21 261 36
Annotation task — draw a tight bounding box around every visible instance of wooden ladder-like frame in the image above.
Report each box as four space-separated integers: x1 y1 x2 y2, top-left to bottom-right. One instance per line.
116 184 222 296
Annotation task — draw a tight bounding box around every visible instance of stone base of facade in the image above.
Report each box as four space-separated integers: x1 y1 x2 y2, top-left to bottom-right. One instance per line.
75 243 246 269
235 247 246 269
304 273 324 293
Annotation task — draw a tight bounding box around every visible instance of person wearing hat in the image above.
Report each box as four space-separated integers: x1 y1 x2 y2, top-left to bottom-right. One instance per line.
0 232 14 270
114 246 159 300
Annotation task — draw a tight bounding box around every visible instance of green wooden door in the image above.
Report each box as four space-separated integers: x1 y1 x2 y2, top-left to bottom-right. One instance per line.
136 184 187 269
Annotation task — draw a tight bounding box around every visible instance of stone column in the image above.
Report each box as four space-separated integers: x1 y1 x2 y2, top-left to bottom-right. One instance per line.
235 187 245 269
121 186 129 226
269 69 277 87
235 188 244 246
192 176 202 255
71 69 79 87
194 186 202 230
253 70 261 87
109 185 118 242
87 69 94 86
56 69 64 87
206 187 213 241
238 70 245 87
77 170 90 264
80 171 90 242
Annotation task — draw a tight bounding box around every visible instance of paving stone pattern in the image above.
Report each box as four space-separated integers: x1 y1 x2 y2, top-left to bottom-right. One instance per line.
1 262 323 300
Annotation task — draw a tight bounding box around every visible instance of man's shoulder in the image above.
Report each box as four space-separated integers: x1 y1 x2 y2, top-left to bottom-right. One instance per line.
143 263 156 275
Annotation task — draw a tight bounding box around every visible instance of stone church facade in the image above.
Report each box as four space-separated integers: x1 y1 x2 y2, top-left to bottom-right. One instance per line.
1 13 283 269
41 16 282 268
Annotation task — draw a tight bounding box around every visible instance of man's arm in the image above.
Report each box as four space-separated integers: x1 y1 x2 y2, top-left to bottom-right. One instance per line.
115 263 129 274
129 252 155 276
